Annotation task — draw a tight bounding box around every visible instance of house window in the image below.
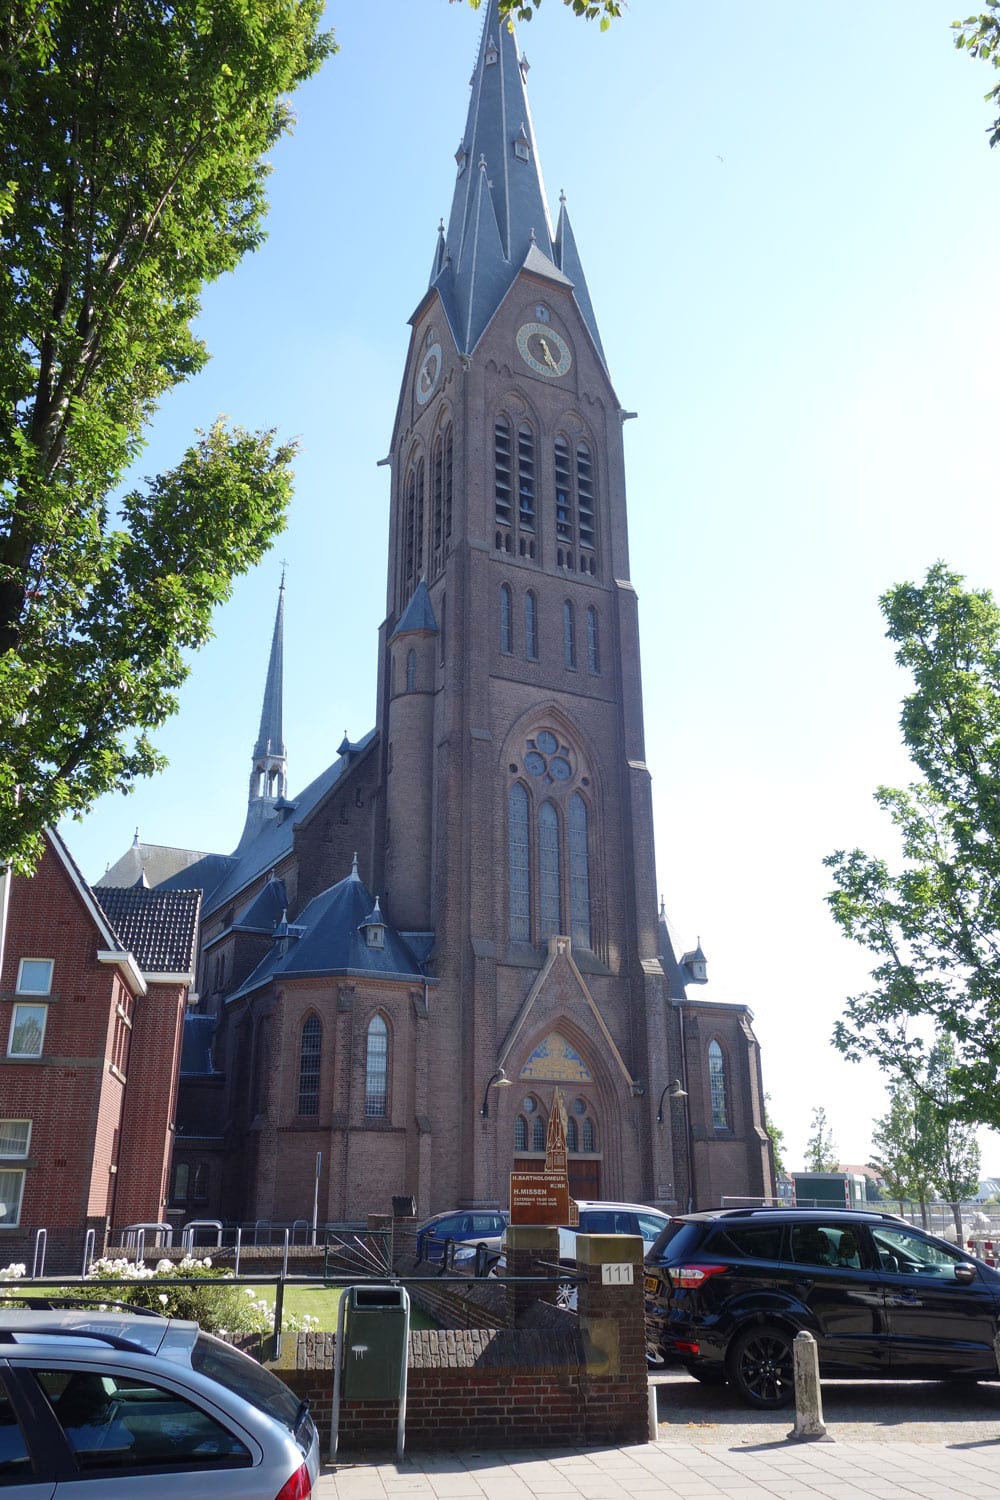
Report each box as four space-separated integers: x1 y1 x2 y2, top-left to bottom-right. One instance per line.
525 591 538 660
0 1120 30 1157
191 1162 209 1202
563 602 576 670
0 1170 25 1227
16 959 52 995
500 584 513 654
586 607 599 674
365 1016 388 1118
508 783 531 941
708 1040 729 1130
8 1004 46 1058
298 1015 322 1116
172 1162 190 1202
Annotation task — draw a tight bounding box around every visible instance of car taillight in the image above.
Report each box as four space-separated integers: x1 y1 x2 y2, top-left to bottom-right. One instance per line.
668 1264 727 1290
274 1461 312 1500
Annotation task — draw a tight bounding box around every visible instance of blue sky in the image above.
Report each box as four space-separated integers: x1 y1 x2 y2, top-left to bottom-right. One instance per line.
61 1 1000 1174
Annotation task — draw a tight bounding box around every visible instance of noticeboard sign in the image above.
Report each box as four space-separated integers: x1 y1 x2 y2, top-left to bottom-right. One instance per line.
510 1171 575 1225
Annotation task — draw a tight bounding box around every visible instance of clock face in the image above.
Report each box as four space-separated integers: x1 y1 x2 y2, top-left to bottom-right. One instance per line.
516 322 571 378
415 342 442 404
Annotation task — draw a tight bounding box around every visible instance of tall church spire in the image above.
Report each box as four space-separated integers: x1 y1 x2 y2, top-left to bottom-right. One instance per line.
429 0 602 358
240 575 288 845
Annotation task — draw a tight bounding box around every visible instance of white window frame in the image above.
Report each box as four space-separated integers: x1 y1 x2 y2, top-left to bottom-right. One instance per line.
15 958 53 995
0 1168 25 1227
0 1120 31 1158
7 1002 47 1058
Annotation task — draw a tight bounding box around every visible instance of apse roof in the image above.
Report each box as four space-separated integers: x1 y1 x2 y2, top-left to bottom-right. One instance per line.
227 865 427 1000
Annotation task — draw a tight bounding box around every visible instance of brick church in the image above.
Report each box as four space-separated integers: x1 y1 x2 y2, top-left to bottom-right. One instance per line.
93 0 774 1232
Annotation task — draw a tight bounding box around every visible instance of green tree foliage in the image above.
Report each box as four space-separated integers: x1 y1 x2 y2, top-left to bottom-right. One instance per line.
804 1106 838 1172
953 7 1000 146
0 0 334 873
826 563 1000 1129
763 1094 786 1175
464 0 625 30
870 1044 980 1238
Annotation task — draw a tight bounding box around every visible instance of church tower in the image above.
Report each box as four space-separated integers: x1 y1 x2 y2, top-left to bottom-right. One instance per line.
376 1 675 1209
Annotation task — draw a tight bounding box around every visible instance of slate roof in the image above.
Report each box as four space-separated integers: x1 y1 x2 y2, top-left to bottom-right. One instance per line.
429 0 604 361
254 575 286 762
233 875 289 933
228 865 427 1001
94 886 201 975
391 580 438 639
95 841 219 891
658 904 691 1002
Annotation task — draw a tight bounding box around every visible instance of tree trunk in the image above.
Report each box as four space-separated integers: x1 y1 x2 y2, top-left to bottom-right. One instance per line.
950 1200 964 1245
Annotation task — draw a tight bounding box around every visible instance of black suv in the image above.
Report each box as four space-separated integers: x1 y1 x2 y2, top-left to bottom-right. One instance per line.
644 1207 1000 1408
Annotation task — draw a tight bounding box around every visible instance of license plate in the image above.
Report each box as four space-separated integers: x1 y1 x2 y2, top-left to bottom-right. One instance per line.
644 1275 659 1294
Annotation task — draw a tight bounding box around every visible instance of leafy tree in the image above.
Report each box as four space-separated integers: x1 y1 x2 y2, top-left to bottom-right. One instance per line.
0 0 334 873
804 1106 838 1172
953 9 1000 146
763 1094 786 1176
826 563 1000 1130
870 1087 920 1216
464 0 625 29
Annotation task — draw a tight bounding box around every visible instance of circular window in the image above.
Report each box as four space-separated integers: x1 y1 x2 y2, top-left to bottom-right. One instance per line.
536 730 558 755
550 757 572 781
522 1096 537 1114
525 752 546 776
572 1097 587 1115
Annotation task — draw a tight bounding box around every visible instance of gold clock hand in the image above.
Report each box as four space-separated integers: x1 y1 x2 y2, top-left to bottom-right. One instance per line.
539 336 557 369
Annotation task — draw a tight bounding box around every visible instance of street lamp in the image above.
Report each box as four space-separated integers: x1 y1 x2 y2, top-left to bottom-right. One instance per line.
480 1067 514 1118
656 1079 687 1123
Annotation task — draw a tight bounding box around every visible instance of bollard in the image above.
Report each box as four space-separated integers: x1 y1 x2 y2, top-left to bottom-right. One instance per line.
992 1328 1000 1381
647 1381 659 1441
787 1330 831 1442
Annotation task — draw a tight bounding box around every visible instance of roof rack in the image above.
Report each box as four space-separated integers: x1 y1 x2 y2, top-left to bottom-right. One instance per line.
711 1206 909 1224
0 1326 155 1354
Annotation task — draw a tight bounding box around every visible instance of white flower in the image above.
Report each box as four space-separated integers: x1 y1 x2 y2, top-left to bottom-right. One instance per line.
158 1293 169 1305
156 1259 173 1273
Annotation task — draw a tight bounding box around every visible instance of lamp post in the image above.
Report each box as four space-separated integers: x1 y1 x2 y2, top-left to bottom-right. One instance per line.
657 1079 696 1211
480 1067 514 1118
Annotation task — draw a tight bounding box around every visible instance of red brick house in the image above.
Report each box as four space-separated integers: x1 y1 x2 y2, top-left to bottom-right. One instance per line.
0 831 199 1269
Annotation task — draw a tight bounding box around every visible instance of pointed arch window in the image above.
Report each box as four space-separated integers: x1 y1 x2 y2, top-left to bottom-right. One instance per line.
525 591 538 660
508 783 531 941
500 583 513 654
539 801 561 937
517 424 536 534
531 1114 546 1152
494 417 512 536
569 793 591 950
566 1118 578 1152
708 1040 729 1130
297 1015 321 1116
494 415 537 560
402 457 426 597
582 1116 596 1152
406 649 416 690
563 601 576 670
432 421 453 578
586 607 599 674
365 1016 389 1118
554 434 598 575
514 1114 528 1150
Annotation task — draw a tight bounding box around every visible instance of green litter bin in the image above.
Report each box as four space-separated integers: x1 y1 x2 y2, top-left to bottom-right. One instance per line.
341 1284 410 1400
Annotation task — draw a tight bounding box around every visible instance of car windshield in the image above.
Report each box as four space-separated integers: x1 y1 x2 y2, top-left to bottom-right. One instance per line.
191 1332 310 1447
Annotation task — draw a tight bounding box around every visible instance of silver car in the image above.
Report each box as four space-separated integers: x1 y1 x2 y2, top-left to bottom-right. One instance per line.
0 1309 319 1498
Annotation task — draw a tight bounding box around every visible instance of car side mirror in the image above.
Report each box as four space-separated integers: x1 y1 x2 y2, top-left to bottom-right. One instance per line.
954 1261 977 1284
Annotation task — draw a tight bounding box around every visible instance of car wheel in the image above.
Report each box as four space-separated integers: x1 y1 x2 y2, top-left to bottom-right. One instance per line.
726 1323 794 1409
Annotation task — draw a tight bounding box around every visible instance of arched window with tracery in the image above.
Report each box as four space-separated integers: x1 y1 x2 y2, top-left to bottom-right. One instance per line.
569 793 591 950
508 783 531 941
297 1015 321 1116
539 801 561 937
708 1039 729 1130
365 1015 389 1118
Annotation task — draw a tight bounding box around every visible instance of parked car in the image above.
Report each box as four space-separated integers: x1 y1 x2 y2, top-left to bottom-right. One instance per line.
558 1201 673 1262
414 1209 508 1265
644 1206 1000 1408
0 1308 319 1497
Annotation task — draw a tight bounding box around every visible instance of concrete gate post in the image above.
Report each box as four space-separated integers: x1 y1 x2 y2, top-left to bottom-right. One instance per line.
574 1233 648 1444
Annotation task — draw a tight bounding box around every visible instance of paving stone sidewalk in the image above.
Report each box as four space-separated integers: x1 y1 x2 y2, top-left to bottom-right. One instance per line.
315 1438 1000 1499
